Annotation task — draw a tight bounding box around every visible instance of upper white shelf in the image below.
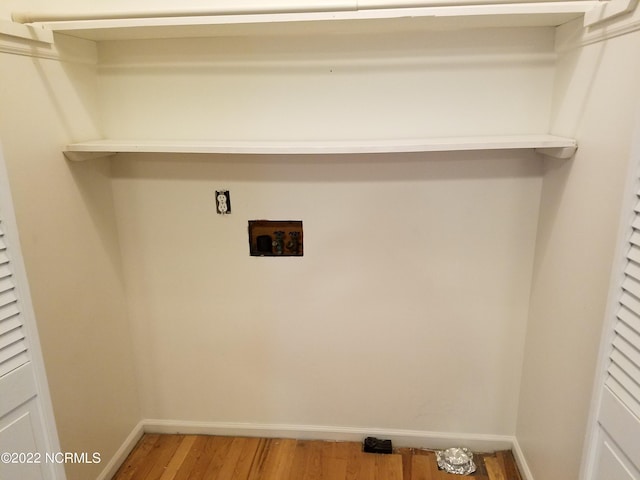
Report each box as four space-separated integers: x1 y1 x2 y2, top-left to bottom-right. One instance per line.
63 135 578 161
21 2 599 41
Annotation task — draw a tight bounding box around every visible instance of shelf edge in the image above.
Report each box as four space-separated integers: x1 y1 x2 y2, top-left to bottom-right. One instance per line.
63 135 578 160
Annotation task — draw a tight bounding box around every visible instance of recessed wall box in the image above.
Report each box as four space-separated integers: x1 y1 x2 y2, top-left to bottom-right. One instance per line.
249 220 303 257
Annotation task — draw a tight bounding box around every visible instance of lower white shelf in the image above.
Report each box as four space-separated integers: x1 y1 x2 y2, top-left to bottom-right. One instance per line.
63 135 578 161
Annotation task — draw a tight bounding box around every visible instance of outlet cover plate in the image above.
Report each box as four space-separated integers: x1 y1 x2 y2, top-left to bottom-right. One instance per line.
216 190 231 214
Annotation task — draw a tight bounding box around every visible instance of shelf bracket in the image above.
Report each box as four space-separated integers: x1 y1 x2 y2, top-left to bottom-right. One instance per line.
0 18 53 43
535 145 578 159
63 151 117 162
584 0 639 26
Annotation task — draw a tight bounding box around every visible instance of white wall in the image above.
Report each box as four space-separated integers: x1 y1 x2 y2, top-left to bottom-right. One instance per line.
111 151 542 435
516 13 640 480
103 27 553 436
0 34 140 480
97 28 555 140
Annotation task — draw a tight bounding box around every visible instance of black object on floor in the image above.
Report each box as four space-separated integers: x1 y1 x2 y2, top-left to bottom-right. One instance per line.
363 436 393 454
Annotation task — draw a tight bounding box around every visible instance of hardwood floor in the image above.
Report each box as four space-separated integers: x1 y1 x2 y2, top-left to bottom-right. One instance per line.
112 434 523 480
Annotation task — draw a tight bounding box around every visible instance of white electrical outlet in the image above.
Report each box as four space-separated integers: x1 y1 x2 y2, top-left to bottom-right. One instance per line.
215 190 231 214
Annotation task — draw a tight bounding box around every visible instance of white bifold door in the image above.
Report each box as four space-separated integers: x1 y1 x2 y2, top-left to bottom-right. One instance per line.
584 120 640 480
0 145 65 480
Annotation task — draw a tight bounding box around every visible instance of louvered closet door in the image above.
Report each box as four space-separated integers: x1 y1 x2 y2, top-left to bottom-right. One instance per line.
586 128 640 480
0 225 29 377
0 145 64 480
611 214 640 421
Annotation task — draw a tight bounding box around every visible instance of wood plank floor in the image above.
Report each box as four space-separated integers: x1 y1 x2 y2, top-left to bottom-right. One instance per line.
112 434 523 480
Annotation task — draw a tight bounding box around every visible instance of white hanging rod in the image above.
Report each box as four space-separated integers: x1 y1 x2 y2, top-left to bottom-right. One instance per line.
11 0 599 24
11 3 354 24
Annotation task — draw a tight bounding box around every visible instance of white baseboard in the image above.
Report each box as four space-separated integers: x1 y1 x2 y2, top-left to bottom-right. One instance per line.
99 418 535 480
511 437 535 480
142 419 514 453
95 420 145 480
